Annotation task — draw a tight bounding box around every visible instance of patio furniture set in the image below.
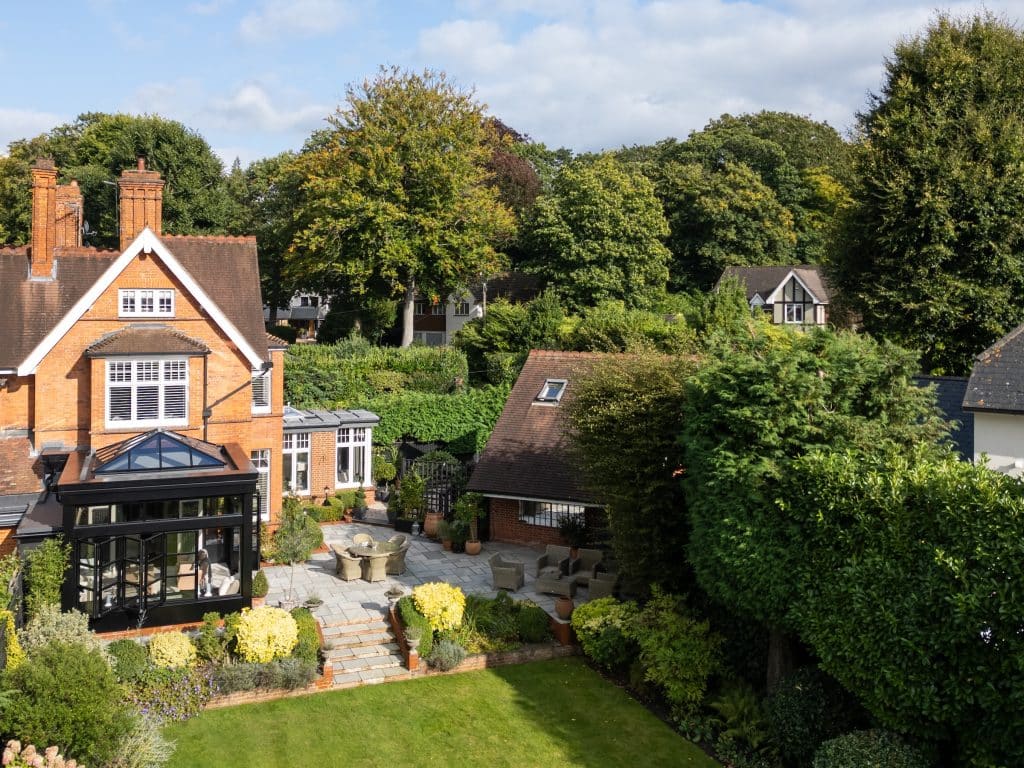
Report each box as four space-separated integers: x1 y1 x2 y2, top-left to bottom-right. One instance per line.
490 544 619 599
331 533 410 582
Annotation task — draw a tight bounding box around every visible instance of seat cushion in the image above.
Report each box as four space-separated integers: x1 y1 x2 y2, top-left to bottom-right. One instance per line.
539 566 562 580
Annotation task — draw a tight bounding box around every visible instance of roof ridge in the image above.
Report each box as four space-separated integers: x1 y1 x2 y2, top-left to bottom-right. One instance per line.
162 234 257 243
975 321 1024 363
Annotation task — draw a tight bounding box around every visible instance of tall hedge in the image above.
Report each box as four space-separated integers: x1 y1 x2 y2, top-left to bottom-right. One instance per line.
284 338 469 409
358 385 510 454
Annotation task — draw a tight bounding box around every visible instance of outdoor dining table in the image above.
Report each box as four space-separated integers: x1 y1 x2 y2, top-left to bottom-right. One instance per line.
347 540 395 582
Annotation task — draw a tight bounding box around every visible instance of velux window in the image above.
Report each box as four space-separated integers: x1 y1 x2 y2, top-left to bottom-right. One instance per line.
536 379 567 403
106 358 188 427
119 289 175 318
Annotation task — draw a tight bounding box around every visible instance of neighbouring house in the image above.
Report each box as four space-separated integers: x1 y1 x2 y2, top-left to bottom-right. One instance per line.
717 265 831 326
964 323 1024 476
264 293 330 340
281 405 378 505
0 158 284 629
467 350 604 546
413 272 540 346
913 375 974 460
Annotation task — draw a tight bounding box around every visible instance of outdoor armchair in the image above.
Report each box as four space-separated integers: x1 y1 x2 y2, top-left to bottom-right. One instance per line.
534 545 571 577
587 568 618 599
534 545 575 598
385 540 410 575
331 544 363 581
570 548 603 586
388 534 409 549
351 533 374 548
490 553 525 591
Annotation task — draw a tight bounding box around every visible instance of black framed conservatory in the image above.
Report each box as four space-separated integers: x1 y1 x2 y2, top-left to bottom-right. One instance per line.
56 430 259 631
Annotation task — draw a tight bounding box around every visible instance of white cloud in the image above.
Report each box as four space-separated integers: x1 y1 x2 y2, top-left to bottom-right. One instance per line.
239 0 353 42
0 108 65 155
417 0 1023 151
187 0 234 14
207 84 330 134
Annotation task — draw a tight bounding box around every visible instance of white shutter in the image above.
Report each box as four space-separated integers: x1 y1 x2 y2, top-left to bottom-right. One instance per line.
251 374 270 410
109 388 131 421
164 385 187 419
136 386 159 420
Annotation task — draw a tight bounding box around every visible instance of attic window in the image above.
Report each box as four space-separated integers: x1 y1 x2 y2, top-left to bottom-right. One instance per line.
536 379 567 403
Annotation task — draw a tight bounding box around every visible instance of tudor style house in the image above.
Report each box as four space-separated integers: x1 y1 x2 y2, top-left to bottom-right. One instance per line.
717 265 831 326
0 158 284 629
467 350 604 546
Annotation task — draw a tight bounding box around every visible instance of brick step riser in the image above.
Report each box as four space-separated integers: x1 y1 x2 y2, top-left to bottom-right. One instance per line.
326 635 396 650
322 625 390 639
326 645 401 661
333 657 405 673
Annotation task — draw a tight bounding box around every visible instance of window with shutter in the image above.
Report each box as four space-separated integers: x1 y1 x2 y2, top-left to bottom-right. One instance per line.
251 371 271 413
251 449 270 521
105 358 189 428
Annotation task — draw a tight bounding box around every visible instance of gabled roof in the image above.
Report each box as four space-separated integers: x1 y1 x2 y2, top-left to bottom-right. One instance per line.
470 272 541 304
10 229 268 374
964 322 1024 413
467 350 603 505
913 375 974 459
717 265 830 304
84 325 210 358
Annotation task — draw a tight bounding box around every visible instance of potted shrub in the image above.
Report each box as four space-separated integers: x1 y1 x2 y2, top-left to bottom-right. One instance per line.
454 492 486 555
373 445 398 502
449 519 469 554
558 513 588 558
274 497 323 610
252 569 269 607
437 519 453 551
396 471 426 533
352 485 369 521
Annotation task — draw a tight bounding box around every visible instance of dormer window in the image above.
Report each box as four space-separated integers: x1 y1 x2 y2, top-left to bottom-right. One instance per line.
536 379 567 403
120 289 174 318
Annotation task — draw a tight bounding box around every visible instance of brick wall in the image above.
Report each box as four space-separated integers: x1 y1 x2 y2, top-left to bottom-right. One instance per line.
0 377 34 431
488 497 568 547
0 526 16 557
0 436 42 495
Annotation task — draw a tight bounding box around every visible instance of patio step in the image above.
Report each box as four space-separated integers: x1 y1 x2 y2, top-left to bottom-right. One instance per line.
323 614 406 688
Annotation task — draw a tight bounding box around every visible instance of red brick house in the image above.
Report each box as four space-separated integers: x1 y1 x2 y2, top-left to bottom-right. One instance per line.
467 350 604 546
0 159 284 628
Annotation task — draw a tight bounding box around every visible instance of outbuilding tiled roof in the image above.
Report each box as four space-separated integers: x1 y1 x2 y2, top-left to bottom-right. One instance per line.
964 322 1024 413
85 325 210 358
717 265 830 304
913 375 974 460
467 350 604 504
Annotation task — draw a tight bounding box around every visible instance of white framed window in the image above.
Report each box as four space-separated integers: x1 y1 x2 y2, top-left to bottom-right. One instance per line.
336 427 370 487
536 379 567 403
251 370 271 414
413 331 445 347
106 358 188 428
519 501 586 528
784 304 804 324
251 449 271 521
282 432 310 495
454 300 471 316
118 289 175 318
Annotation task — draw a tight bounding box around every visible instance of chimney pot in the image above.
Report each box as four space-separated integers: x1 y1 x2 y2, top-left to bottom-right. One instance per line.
118 160 164 250
137 157 146 171
30 158 58 278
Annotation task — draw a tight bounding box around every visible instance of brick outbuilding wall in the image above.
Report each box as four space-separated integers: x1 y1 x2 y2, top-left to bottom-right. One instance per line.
488 498 567 547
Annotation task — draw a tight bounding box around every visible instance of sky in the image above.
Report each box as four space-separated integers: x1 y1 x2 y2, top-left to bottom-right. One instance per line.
2 0 1024 168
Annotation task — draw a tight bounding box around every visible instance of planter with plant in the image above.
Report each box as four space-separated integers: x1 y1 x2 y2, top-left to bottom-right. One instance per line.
437 519 453 551
252 570 269 607
449 519 469 553
396 471 426 533
454 492 486 555
558 513 589 557
373 445 398 501
274 497 323 610
352 485 369 520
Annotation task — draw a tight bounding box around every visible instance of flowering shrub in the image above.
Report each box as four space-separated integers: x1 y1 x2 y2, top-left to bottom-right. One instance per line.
234 606 298 663
17 605 107 661
2 740 81 768
147 632 196 669
2 608 26 669
412 582 466 633
571 596 638 670
122 666 216 723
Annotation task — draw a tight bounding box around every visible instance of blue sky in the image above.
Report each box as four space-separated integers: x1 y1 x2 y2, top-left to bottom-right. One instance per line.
2 1 1022 168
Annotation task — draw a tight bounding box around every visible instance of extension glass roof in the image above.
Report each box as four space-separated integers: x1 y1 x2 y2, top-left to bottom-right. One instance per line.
94 430 226 475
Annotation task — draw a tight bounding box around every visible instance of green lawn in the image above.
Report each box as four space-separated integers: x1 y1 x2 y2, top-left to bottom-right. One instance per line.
165 658 719 768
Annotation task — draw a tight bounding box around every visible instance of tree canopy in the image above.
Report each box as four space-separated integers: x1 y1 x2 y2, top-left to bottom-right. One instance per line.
830 13 1024 374
521 155 671 311
290 67 516 346
1 112 238 247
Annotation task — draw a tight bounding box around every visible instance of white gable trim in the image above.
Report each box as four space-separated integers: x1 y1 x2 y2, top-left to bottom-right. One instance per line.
749 293 765 307
766 269 821 305
17 228 264 376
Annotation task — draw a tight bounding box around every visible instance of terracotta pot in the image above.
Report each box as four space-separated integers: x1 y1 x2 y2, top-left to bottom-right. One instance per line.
465 539 482 556
423 511 443 538
251 596 266 608
555 596 574 621
442 539 452 551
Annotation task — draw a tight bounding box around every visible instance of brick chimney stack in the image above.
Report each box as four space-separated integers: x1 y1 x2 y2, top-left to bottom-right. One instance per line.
117 157 164 250
55 179 83 248
29 158 57 279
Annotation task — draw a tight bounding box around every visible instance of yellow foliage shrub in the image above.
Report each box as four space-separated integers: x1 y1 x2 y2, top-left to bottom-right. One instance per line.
412 582 465 633
235 606 298 663
1 609 25 670
148 631 197 668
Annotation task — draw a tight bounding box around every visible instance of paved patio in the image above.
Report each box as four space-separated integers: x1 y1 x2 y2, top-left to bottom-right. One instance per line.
262 522 582 625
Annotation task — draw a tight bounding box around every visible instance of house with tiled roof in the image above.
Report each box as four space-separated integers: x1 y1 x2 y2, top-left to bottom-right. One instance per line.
717 265 831 326
963 322 1024 476
413 272 541 346
0 158 284 629
467 350 604 546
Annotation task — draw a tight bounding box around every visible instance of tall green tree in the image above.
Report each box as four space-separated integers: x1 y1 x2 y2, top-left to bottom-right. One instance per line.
3 113 237 248
522 155 671 311
291 67 516 347
831 13 1024 374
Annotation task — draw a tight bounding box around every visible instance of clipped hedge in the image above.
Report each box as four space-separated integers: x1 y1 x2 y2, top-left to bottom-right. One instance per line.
360 384 511 454
397 596 434 659
290 607 320 666
285 340 469 409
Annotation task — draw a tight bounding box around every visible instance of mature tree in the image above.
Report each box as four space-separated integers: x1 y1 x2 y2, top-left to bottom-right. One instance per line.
790 447 1024 766
4 113 237 247
227 151 305 325
831 13 1024 374
522 155 670 310
0 157 31 245
291 67 516 347
679 329 948 687
656 161 797 290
